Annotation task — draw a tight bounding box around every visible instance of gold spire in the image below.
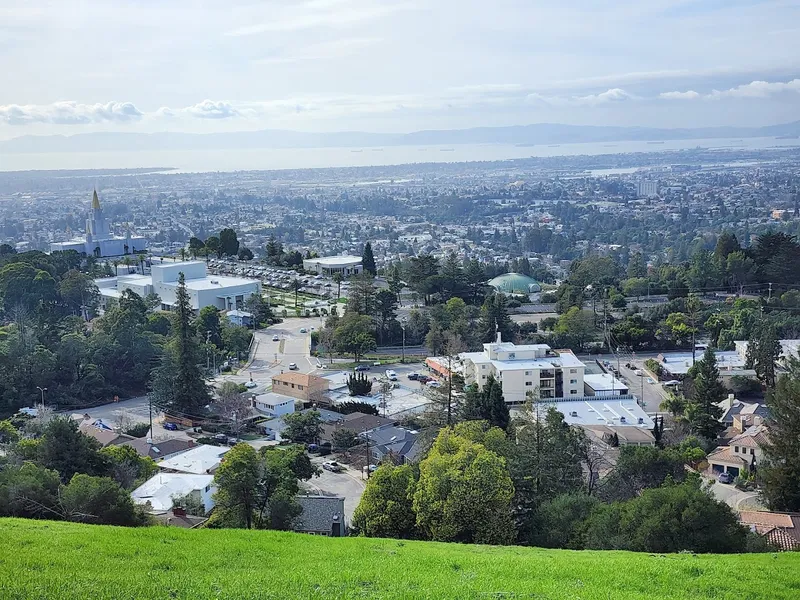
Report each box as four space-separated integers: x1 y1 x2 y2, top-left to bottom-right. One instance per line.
92 189 101 210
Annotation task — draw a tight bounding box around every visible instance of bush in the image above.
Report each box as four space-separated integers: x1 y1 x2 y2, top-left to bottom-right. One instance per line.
506 299 522 309
123 422 151 438
644 358 664 378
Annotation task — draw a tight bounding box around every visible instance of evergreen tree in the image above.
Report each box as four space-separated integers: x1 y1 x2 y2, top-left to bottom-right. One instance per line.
746 325 781 389
626 252 647 279
461 377 510 430
361 242 376 276
219 228 240 257
685 348 725 440
761 359 800 511
478 293 515 343
149 273 211 414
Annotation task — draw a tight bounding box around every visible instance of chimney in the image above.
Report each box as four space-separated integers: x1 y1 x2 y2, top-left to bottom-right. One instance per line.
496 330 502 343
173 507 186 517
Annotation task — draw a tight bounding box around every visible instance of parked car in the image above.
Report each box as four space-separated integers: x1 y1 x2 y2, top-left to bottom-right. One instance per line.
417 375 431 384
646 377 655 384
355 365 371 372
227 437 240 445
426 380 441 388
634 369 643 376
299 328 307 334
163 422 178 431
272 334 280 342
213 433 228 443
385 369 398 381
407 373 420 380
322 461 343 472
288 363 298 370
245 380 257 389
718 472 734 484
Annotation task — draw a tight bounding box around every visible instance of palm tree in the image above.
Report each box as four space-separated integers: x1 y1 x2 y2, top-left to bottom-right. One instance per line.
332 272 344 300
292 278 302 309
122 255 134 274
112 259 120 276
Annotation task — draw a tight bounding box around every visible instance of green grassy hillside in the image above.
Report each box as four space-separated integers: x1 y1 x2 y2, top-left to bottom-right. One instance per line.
1 519 798 599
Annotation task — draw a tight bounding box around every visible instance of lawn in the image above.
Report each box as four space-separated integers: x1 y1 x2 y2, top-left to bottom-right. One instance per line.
1 519 799 599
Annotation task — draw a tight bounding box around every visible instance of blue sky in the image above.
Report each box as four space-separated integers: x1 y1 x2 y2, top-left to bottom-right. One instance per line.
0 0 798 139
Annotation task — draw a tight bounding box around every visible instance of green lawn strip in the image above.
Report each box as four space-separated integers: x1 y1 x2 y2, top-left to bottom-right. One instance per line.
0 519 798 599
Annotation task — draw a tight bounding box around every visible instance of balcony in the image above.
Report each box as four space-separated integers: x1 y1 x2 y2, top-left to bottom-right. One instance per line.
540 370 555 379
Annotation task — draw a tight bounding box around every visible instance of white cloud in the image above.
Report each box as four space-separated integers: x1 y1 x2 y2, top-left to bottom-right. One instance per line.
254 37 381 65
659 79 800 100
526 88 638 106
659 90 701 100
182 100 240 120
0 101 143 125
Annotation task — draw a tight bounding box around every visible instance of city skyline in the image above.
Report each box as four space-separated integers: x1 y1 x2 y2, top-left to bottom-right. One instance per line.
1 0 799 141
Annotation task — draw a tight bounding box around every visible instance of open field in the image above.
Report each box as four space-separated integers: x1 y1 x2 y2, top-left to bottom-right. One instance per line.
1 519 799 599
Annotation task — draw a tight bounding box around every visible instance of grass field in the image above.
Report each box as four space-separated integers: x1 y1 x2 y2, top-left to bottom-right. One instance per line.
1 519 799 599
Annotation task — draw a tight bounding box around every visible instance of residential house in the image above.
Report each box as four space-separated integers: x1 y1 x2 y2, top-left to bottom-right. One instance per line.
361 424 423 464
157 444 230 475
77 419 135 448
121 437 196 462
739 511 800 551
132 472 216 514
707 423 769 478
320 412 394 444
259 408 342 441
271 372 329 403
252 392 296 417
152 507 208 529
294 495 346 536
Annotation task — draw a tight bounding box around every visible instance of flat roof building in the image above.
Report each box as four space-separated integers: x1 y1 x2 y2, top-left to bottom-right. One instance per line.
303 255 362 276
96 260 260 312
132 473 215 514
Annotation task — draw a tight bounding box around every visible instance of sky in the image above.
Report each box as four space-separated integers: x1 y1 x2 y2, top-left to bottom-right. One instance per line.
1 0 799 140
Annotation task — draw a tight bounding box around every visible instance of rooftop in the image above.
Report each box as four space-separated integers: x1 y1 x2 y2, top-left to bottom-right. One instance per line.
157 444 230 474
305 255 362 266
533 398 654 429
584 373 629 392
132 473 214 512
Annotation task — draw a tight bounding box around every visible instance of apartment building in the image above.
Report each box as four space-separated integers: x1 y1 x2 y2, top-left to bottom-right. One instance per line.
460 335 586 404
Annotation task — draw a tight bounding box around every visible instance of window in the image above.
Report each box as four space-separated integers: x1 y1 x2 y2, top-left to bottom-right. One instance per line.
204 485 211 493
481 365 486 370
298 385 305 390
570 369 577 374
750 448 755 455
525 371 531 376
570 379 577 384
525 381 533 386
570 389 577 395
481 375 486 380
734 446 739 453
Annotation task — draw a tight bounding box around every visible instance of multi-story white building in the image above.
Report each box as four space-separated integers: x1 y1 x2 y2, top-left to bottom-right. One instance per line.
636 180 659 198
460 336 586 404
303 255 362 276
96 260 260 312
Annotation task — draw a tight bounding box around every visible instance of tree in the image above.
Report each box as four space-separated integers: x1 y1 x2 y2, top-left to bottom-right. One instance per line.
412 428 515 544
331 428 359 451
196 305 222 348
347 372 373 396
726 251 757 295
205 236 221 259
149 273 211 414
282 411 322 444
291 278 302 309
685 347 725 440
188 236 205 259
460 378 509 431
334 313 376 362
61 474 146 526
58 269 100 318
528 492 601 549
714 231 741 261
244 293 273 327
353 463 419 539
374 289 398 344
478 293 514 343
361 242 376 276
760 360 800 511
746 325 781 389
35 417 107 482
219 228 240 257
332 272 344 300
238 247 254 261
585 479 748 553
0 463 60 519
626 252 647 279
347 274 376 315
336 401 378 416
100 444 157 490
215 381 253 439
212 444 262 529
554 307 596 351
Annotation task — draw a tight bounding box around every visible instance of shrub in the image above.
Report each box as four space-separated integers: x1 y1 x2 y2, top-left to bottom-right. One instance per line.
644 358 664 378
123 423 151 438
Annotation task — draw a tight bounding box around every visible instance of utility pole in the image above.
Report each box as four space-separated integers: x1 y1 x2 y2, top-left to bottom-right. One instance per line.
768 282 773 301
148 395 154 444
400 320 406 364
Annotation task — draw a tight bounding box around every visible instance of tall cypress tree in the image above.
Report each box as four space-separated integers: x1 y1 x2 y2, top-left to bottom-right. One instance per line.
761 361 800 511
362 242 376 276
149 272 211 414
746 325 781 389
685 347 724 440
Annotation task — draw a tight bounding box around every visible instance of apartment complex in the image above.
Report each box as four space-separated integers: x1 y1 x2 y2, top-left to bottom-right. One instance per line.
460 336 586 404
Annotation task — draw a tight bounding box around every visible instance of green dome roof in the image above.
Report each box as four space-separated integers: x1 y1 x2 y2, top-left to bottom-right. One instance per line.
487 272 542 294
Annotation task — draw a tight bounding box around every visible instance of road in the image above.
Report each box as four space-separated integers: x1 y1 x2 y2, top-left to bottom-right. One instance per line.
707 478 765 512
303 456 366 526
580 352 666 414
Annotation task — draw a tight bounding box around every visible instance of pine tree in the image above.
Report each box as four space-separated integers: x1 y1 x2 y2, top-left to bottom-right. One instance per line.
761 359 800 511
479 293 515 343
685 347 724 440
746 325 781 389
361 242 376 276
149 272 211 414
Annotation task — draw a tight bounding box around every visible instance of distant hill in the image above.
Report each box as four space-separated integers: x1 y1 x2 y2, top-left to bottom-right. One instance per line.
1 518 798 599
2 120 799 154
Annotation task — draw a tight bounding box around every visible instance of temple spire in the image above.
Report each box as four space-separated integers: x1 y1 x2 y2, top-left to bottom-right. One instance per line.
92 189 101 210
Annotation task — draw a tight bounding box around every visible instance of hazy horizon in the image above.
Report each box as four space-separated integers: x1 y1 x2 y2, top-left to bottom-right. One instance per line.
1 1 799 143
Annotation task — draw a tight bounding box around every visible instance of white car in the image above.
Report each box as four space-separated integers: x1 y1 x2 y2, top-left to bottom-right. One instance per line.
244 380 257 389
385 369 398 381
272 334 280 342
426 380 441 388
288 363 298 370
322 461 343 472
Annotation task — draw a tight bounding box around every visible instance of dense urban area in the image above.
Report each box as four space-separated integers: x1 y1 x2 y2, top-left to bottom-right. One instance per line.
1 143 800 560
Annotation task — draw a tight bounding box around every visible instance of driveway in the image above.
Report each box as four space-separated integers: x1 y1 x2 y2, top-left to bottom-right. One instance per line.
303 456 366 526
707 478 766 511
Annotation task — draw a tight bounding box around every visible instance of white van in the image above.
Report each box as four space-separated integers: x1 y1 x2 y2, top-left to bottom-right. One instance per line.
385 369 398 381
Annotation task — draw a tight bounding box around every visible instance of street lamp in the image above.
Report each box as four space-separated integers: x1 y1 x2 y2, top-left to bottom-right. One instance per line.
36 386 47 407
400 318 407 364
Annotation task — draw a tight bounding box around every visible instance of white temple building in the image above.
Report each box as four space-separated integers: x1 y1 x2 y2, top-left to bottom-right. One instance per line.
50 190 148 257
